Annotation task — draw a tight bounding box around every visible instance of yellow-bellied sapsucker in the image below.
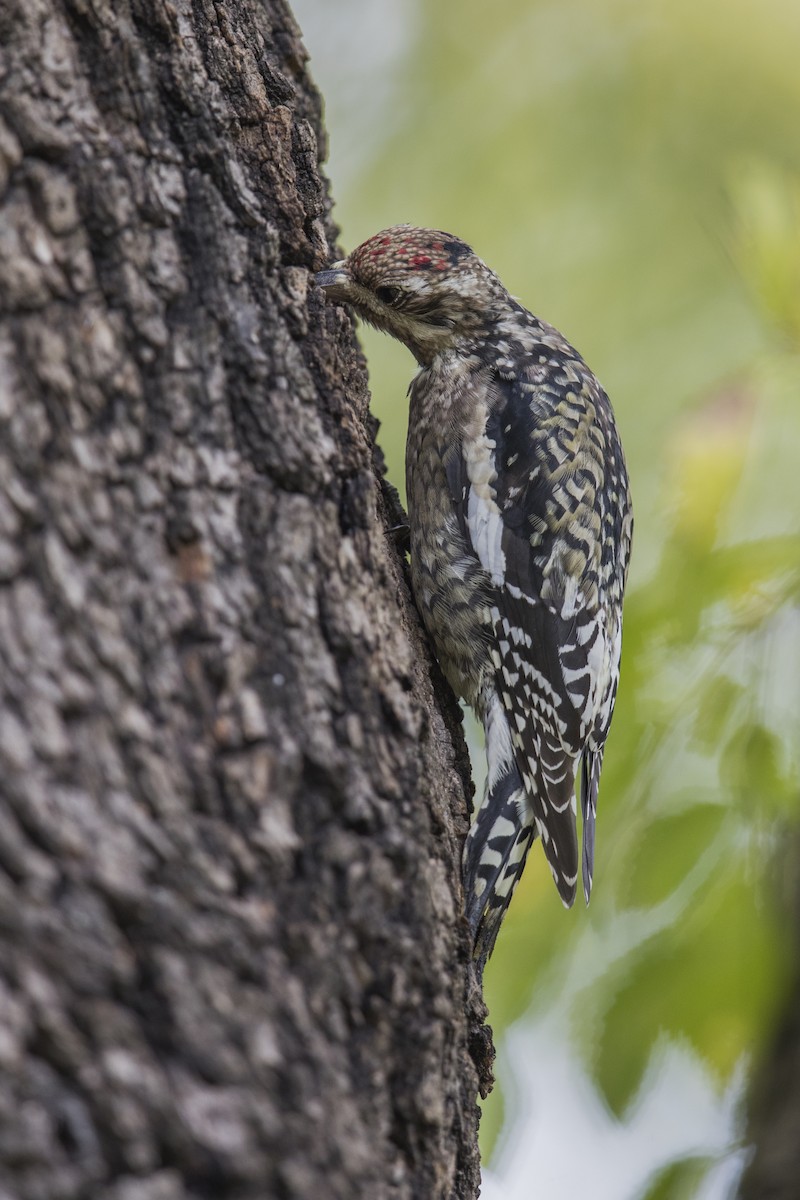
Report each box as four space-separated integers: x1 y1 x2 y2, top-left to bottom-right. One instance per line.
316 226 633 964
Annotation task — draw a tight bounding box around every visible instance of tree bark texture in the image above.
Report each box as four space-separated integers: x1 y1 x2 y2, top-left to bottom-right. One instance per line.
739 985 800 1200
0 1 487 1196
738 855 800 1200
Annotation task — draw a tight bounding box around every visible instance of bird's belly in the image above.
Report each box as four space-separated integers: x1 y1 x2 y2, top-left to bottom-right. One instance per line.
407 451 492 710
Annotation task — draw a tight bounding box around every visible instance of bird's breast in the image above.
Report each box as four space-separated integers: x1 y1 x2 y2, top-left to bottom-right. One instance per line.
405 396 493 710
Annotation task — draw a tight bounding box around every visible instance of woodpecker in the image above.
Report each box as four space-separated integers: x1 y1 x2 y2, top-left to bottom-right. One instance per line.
316 226 632 964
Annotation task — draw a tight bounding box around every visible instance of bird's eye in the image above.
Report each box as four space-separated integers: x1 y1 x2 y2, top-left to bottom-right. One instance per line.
375 285 403 306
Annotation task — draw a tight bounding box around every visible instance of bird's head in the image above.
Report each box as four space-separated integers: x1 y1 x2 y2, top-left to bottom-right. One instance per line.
315 225 507 366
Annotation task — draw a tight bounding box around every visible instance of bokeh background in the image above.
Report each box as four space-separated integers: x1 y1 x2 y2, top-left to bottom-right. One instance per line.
292 1 800 1196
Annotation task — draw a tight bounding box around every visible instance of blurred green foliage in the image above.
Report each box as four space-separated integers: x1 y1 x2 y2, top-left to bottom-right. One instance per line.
300 0 800 1191
639 1156 720 1200
481 154 800 1171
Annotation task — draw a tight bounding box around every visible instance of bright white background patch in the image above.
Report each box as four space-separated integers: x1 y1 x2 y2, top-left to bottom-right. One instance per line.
481 1018 746 1200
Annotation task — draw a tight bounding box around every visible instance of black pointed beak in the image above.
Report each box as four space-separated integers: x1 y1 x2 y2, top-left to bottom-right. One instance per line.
314 263 351 299
315 268 347 287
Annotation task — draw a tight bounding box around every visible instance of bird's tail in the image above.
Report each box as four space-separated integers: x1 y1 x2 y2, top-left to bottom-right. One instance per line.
463 692 588 964
463 718 534 967
580 747 603 904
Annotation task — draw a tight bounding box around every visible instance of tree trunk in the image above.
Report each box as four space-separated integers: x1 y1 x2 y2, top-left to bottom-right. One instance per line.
739 984 800 1200
738 855 800 1200
0 1 487 1196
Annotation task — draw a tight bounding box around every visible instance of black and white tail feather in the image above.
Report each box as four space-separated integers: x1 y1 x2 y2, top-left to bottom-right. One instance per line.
465 710 605 967
463 758 532 966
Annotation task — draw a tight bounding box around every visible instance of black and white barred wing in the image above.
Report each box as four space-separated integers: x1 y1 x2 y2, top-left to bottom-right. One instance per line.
452 369 621 907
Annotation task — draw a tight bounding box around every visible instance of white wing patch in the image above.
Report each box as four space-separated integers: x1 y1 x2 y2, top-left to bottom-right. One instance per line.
462 407 507 586
467 479 506 585
484 690 515 790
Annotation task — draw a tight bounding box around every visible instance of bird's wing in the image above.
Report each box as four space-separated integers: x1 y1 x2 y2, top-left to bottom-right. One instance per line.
446 362 619 904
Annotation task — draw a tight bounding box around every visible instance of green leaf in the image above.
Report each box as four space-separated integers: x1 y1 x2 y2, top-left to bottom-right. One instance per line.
722 722 799 819
622 804 728 909
588 866 790 1116
692 677 745 752
635 1155 716 1200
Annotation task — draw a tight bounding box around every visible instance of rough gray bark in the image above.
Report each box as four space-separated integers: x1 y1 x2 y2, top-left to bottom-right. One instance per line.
0 1 489 1196
738 864 800 1200
739 991 800 1200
